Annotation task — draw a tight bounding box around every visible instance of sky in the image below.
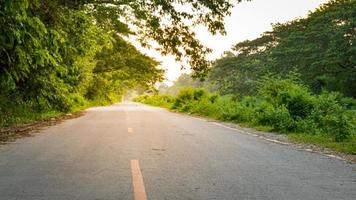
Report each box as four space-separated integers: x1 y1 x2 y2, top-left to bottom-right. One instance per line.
136 0 329 84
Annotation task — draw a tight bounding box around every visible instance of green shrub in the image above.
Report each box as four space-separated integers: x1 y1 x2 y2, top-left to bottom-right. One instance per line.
133 94 150 102
171 87 209 110
133 94 175 108
135 79 355 143
209 94 219 103
68 93 88 108
188 99 218 116
258 75 314 120
0 96 62 127
193 88 208 100
309 92 354 142
232 96 260 123
213 95 239 120
172 87 194 109
259 105 294 132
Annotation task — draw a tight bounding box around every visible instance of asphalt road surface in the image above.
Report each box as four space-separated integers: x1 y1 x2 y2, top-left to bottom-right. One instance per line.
0 102 355 200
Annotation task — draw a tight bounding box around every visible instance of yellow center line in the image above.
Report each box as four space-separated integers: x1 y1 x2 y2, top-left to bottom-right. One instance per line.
128 128 133 133
131 160 147 200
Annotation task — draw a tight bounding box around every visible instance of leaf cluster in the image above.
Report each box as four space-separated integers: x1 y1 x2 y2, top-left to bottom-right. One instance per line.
209 0 356 97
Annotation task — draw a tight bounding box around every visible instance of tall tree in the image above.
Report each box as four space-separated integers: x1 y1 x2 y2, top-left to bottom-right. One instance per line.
209 0 356 97
56 0 245 77
87 34 164 101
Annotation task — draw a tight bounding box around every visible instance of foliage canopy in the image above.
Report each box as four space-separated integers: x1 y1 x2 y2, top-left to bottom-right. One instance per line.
0 0 242 117
209 0 356 97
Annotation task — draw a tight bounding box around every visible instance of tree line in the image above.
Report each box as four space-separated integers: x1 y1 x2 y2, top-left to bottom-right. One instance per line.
0 0 237 126
209 0 355 98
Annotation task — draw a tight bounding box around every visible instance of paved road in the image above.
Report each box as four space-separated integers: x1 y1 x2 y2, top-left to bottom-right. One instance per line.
0 102 355 200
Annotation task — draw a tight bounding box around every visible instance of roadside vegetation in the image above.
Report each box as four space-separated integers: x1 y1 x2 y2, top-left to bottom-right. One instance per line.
134 77 356 154
0 0 235 127
135 0 356 154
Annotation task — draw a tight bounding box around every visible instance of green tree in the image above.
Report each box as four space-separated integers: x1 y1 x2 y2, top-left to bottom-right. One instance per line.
55 0 246 77
0 0 245 109
209 0 356 97
87 34 163 102
268 0 356 96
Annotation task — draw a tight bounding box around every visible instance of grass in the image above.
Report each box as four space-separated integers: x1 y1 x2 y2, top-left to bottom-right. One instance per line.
235 119 355 154
0 97 96 128
167 107 356 154
0 110 64 128
288 133 356 154
176 103 356 154
235 118 354 155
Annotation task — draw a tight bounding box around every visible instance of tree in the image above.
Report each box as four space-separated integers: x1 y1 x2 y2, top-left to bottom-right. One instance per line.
269 0 356 96
87 34 164 101
209 0 356 97
55 0 246 77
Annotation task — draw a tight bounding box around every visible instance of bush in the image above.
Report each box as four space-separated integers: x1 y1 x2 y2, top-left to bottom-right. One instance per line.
230 96 260 123
309 92 354 142
68 93 88 109
133 94 175 108
0 96 62 127
214 95 240 120
133 94 150 102
172 87 194 109
257 76 354 140
258 75 314 119
172 87 209 110
188 99 218 116
260 105 294 132
135 79 355 142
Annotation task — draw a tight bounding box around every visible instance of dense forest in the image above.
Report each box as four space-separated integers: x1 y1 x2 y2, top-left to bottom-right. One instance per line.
0 0 238 127
160 0 356 98
136 0 356 154
209 0 355 98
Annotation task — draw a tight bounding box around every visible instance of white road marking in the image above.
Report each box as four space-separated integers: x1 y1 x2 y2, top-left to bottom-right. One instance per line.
212 122 288 145
211 122 348 161
190 116 206 121
326 154 345 161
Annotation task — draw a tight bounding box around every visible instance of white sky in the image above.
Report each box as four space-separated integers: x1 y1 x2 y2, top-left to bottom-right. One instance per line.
136 0 329 84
